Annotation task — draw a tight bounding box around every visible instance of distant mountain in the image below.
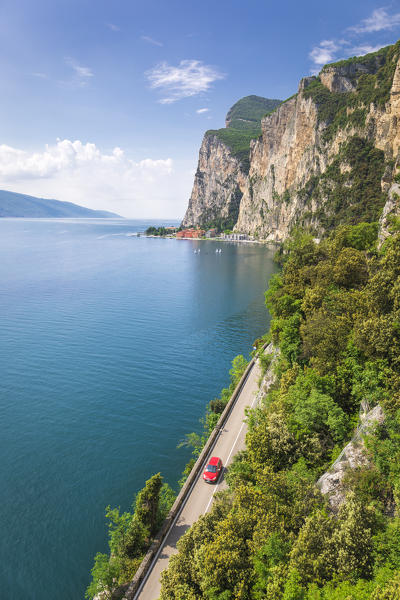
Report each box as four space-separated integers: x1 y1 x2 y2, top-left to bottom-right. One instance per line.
0 189 121 218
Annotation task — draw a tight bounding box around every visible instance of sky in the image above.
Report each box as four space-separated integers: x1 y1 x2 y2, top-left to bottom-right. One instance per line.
1 0 400 219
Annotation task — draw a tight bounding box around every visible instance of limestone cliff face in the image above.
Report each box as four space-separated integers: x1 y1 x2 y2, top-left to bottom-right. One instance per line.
317 403 386 513
181 134 246 229
183 42 400 241
319 53 387 93
235 79 324 240
236 51 400 241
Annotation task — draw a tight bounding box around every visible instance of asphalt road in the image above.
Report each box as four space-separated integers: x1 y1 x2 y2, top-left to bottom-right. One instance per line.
134 359 262 600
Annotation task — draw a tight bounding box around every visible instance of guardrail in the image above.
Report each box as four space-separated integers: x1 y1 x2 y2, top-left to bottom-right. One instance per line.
123 343 270 600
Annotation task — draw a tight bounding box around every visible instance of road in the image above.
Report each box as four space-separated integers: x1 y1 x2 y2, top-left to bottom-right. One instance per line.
134 359 262 600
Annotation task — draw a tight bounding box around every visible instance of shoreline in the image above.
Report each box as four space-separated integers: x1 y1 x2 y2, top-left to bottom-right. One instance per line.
142 234 277 246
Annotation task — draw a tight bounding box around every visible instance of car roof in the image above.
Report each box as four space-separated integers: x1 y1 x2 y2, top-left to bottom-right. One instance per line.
208 456 221 466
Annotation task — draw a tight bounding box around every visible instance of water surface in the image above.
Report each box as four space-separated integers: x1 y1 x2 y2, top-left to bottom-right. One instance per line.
0 219 278 599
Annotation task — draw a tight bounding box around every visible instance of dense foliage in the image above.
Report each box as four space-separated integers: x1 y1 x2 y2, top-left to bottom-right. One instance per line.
86 474 175 599
160 224 400 599
145 226 175 236
298 136 386 232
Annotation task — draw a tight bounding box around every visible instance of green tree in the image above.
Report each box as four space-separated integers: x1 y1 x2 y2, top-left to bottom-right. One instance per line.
87 473 175 598
85 553 120 599
253 533 290 599
135 472 163 536
370 572 400 599
289 509 336 586
331 492 377 581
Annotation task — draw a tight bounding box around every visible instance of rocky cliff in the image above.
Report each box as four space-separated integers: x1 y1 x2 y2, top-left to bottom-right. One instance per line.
182 95 281 230
181 133 247 230
182 41 400 240
317 403 386 513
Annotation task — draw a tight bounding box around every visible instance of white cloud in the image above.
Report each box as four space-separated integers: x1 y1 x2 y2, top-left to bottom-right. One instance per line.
60 58 94 89
196 108 209 114
0 140 194 218
141 35 163 47
349 44 384 56
309 40 339 65
146 59 225 103
309 39 389 73
65 57 94 79
309 7 400 73
32 72 48 79
107 23 120 32
348 8 400 34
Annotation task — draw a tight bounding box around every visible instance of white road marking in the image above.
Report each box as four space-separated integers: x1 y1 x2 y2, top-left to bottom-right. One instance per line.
134 360 262 599
205 381 259 513
133 447 213 599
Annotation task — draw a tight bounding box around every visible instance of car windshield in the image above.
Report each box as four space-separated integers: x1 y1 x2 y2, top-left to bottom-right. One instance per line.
206 465 217 473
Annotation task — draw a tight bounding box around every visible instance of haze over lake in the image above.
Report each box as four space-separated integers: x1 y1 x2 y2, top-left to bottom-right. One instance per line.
0 218 277 599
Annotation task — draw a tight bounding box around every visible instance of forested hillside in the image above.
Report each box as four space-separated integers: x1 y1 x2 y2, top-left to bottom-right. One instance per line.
160 220 400 599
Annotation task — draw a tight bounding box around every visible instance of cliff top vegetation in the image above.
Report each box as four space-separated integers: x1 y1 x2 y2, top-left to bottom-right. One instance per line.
205 95 282 173
225 95 282 131
303 40 400 143
320 43 392 75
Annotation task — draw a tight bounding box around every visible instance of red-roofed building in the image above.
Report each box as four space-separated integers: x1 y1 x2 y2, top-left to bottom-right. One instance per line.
176 228 205 239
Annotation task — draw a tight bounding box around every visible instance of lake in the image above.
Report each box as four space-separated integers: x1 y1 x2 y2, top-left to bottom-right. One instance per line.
0 218 278 599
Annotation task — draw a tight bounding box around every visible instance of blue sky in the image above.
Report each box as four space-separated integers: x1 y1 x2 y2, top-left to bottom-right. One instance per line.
1 0 400 218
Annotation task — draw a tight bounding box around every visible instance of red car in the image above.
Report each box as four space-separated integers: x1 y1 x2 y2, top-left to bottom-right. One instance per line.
203 456 223 483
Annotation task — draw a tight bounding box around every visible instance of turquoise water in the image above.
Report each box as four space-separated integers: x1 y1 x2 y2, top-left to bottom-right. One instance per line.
0 219 278 599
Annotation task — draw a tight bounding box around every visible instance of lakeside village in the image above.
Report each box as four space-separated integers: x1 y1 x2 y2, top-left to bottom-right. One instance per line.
144 225 252 242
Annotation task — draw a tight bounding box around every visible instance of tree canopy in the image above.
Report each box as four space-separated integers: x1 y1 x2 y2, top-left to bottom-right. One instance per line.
160 224 400 599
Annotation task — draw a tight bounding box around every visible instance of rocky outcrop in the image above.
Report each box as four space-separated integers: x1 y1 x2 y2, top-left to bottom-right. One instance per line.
183 42 400 241
181 134 246 229
320 67 356 93
379 182 400 244
317 403 385 512
319 52 386 93
256 343 279 400
370 55 400 159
